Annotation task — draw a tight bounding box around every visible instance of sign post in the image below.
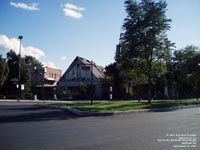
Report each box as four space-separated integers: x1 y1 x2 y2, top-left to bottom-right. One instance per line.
110 86 112 100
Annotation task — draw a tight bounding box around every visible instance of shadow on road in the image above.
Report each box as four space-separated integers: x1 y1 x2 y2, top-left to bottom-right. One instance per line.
0 104 79 124
0 105 48 111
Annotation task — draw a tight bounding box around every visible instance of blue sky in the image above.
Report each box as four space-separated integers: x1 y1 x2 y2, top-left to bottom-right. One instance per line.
0 0 200 73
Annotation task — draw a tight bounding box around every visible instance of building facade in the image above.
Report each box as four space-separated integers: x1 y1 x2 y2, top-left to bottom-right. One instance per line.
30 66 62 99
57 56 105 99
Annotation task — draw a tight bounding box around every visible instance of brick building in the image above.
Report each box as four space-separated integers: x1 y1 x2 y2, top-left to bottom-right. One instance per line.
30 66 62 99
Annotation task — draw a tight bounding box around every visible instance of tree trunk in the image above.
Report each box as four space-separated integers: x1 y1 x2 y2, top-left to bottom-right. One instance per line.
148 75 152 103
147 52 153 104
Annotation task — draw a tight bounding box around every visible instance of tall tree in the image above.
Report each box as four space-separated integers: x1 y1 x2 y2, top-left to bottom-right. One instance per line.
2 50 20 96
172 45 200 99
120 0 173 103
105 62 125 99
0 55 9 88
2 51 43 98
24 56 43 68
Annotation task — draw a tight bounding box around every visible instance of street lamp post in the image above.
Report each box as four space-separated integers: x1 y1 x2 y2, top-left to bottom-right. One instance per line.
18 36 23 101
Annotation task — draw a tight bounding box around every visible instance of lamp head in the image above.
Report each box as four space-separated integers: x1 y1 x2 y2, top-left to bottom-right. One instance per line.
18 36 23 40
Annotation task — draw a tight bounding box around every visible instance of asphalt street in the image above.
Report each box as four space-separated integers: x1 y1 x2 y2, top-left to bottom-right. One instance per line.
0 101 199 150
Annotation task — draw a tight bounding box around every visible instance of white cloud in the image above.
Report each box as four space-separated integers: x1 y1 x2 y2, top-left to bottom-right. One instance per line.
63 8 82 19
62 3 85 19
42 61 57 69
65 3 85 11
24 46 45 59
61 56 67 61
10 1 39 11
0 35 45 59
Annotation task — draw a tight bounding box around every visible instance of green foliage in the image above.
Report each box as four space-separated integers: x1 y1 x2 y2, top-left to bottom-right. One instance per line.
1 51 19 95
105 63 125 99
1 50 43 99
24 56 43 68
22 56 42 99
171 45 200 99
0 55 9 87
117 0 173 102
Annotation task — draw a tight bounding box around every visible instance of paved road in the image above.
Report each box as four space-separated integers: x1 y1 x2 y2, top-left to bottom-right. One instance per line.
0 101 199 150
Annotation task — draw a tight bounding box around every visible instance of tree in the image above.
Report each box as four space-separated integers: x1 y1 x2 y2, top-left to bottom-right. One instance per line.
119 0 173 103
2 51 43 99
0 55 9 88
2 50 20 96
105 62 125 99
172 45 200 99
24 56 43 68
23 56 43 98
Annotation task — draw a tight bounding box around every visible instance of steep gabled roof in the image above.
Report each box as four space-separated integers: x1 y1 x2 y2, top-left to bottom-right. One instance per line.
76 56 104 78
59 56 104 82
76 56 91 65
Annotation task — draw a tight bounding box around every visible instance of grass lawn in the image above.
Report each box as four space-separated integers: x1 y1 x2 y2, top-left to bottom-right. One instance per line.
42 100 200 112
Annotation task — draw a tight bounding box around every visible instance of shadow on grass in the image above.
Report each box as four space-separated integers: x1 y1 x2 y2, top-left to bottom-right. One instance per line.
148 101 200 112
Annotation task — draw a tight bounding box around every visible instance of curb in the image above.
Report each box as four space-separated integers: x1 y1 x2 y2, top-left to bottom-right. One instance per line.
38 104 84 116
37 104 200 117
